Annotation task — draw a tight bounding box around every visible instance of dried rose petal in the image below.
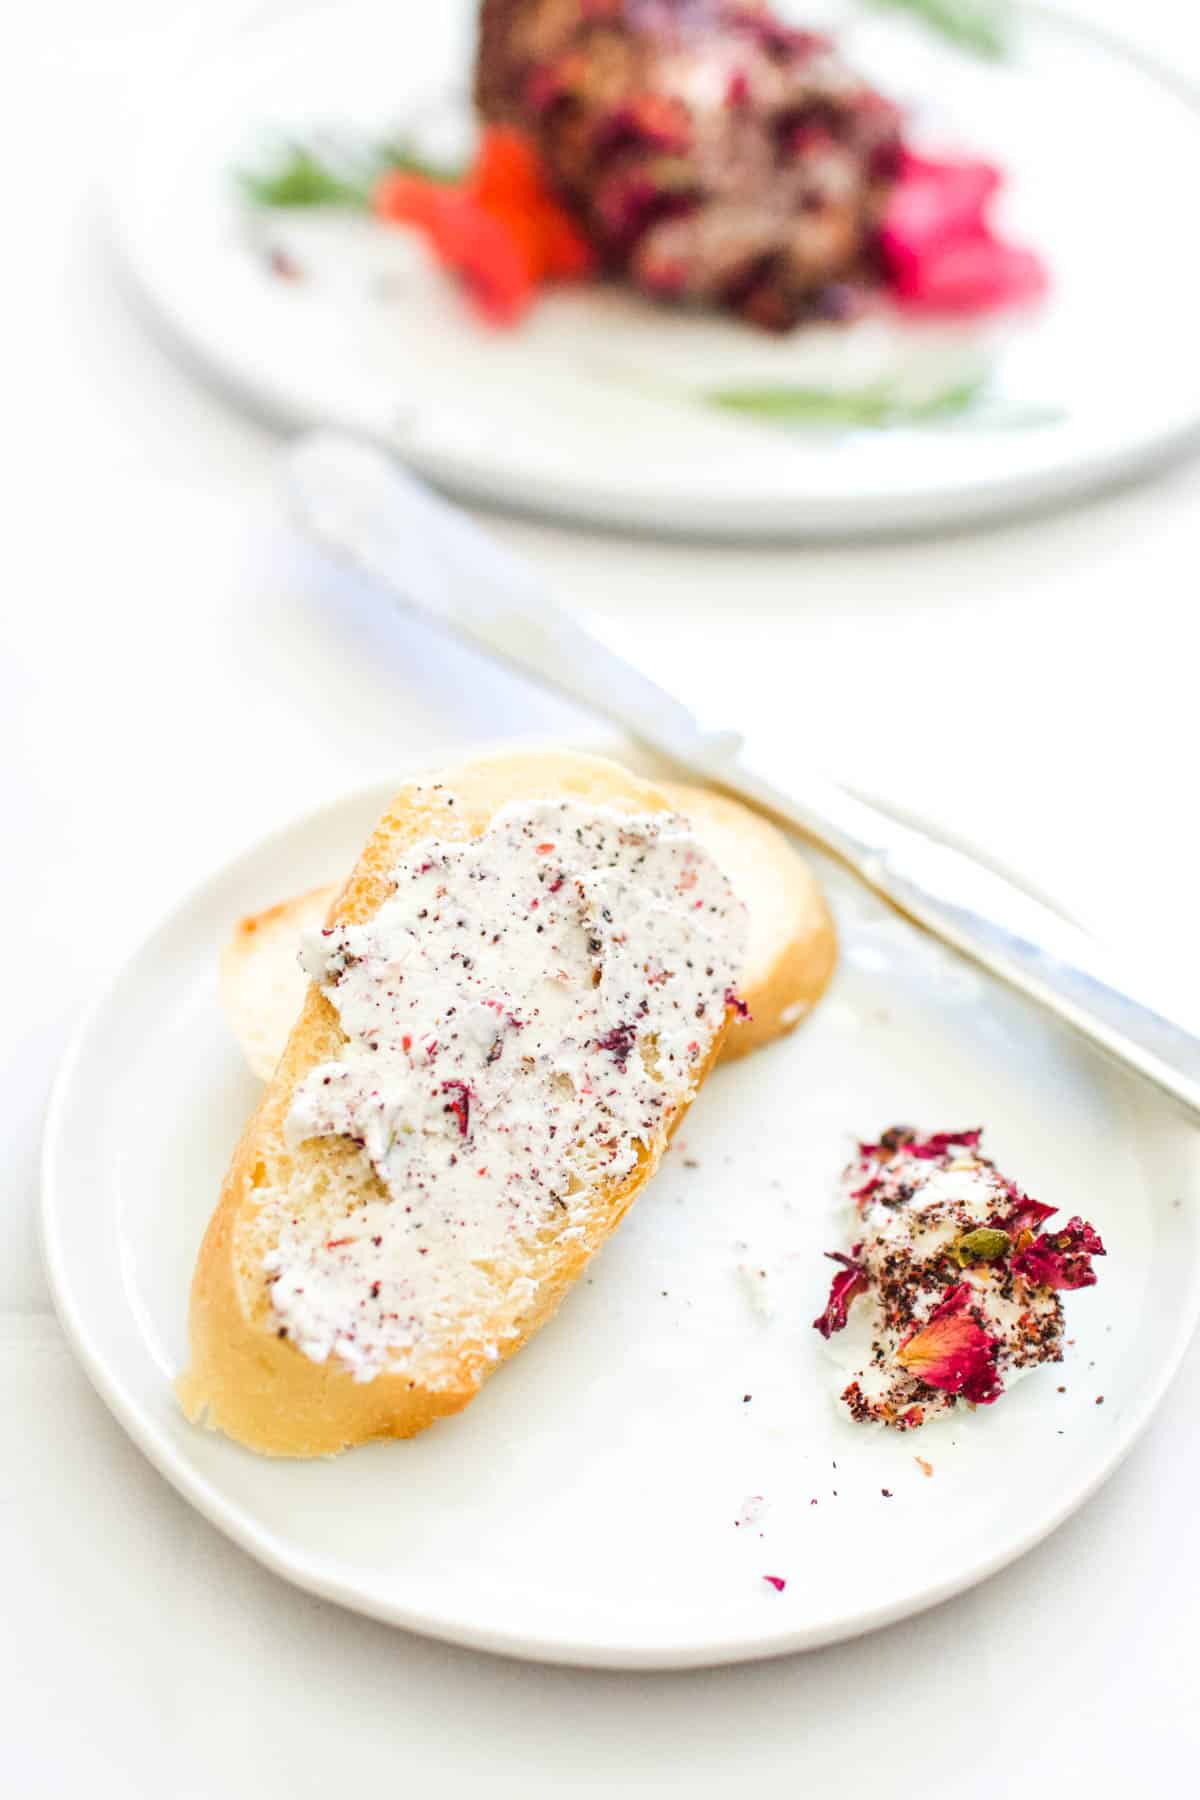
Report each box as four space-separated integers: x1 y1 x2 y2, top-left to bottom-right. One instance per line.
763 1575 787 1592
896 1283 1002 1404
907 1128 982 1161
596 1021 637 1069
1013 1217 1106 1291
440 1079 472 1138
997 1192 1057 1243
857 1127 980 1161
813 1252 869 1339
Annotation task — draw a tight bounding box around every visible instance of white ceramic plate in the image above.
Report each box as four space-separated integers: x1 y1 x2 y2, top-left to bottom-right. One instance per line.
108 2 1200 537
41 744 1200 1667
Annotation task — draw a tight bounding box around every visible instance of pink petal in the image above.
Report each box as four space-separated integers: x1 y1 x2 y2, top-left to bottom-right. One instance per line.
998 1193 1058 1241
907 1128 982 1161
813 1252 869 1339
893 231 1048 315
882 155 1001 276
1013 1217 1106 1291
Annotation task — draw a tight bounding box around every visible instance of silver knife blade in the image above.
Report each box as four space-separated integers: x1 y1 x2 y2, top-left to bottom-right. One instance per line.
287 430 1200 1120
290 431 742 771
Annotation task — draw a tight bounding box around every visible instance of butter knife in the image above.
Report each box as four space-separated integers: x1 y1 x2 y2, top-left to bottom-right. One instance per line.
288 431 1200 1122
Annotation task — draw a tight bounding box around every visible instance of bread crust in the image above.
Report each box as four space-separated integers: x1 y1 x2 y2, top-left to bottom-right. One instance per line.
179 750 732 1457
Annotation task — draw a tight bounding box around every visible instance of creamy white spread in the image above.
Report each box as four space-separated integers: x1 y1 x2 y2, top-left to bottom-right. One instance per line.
265 798 746 1381
820 1131 1072 1429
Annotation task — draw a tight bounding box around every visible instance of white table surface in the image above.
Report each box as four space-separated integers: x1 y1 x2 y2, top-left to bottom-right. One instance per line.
5 2 1199 1792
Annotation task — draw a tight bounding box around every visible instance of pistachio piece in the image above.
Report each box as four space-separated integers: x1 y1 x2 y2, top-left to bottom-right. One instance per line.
951 1226 1011 1266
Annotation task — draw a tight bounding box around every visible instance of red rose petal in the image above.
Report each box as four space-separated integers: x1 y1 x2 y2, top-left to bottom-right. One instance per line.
813 1252 869 1339
999 1193 1058 1242
1013 1216 1106 1291
897 1283 1002 1404
907 1128 983 1161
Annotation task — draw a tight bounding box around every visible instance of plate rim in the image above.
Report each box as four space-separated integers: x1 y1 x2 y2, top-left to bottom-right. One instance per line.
39 735 1200 1668
103 0 1200 541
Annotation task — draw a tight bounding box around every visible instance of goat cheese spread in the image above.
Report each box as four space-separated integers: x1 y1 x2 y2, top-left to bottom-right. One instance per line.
264 798 747 1380
814 1128 1105 1429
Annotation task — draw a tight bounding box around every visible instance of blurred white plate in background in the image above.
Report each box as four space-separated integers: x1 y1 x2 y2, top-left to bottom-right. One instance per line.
41 745 1200 1667
107 1 1200 536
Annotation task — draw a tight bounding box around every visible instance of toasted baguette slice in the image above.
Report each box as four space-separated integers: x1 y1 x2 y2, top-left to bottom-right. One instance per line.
220 781 836 1083
221 886 342 1084
180 750 744 1457
657 783 836 1059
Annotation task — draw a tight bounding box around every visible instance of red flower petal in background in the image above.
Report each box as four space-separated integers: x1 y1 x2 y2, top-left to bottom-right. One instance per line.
813 1252 869 1339
881 148 1047 318
1013 1217 1106 1291
468 124 547 213
882 151 1000 279
434 197 537 324
373 129 594 325
893 232 1047 316
538 206 598 280
373 176 536 325
896 1283 1002 1404
468 126 596 282
372 171 450 234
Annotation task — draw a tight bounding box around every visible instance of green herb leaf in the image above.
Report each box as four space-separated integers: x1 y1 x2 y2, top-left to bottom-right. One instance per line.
238 135 463 210
701 371 1064 433
864 0 1011 60
240 146 370 209
951 1227 1012 1266
703 375 987 429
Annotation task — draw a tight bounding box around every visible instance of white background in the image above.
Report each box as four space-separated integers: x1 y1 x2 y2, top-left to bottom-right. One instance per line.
4 2 1199 1793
